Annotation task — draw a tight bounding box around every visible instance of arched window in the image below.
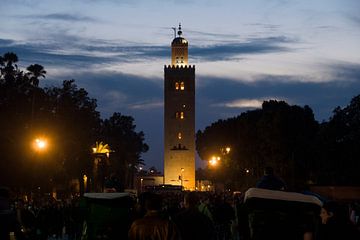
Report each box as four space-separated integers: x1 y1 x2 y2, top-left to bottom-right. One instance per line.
180 82 185 90
175 111 185 119
178 132 182 139
175 82 179 90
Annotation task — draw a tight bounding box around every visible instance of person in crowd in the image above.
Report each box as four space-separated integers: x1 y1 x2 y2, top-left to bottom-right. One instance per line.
0 187 23 240
16 199 37 239
256 166 286 191
173 192 215 240
212 194 235 240
317 201 360 240
198 194 214 223
128 192 180 240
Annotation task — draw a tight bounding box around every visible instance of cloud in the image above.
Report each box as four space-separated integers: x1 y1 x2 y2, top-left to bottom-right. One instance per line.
0 39 15 45
129 101 164 110
215 98 281 108
0 33 295 75
328 62 360 82
196 68 360 124
190 36 294 61
29 13 96 22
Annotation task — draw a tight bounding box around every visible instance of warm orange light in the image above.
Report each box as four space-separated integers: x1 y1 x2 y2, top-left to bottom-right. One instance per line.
209 155 221 167
209 159 216 166
225 147 231 154
33 138 47 151
209 156 218 166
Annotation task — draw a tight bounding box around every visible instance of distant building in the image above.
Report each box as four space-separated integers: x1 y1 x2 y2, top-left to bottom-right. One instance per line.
164 24 195 190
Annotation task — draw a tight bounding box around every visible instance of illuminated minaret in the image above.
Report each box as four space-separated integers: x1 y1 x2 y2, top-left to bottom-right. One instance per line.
164 24 195 190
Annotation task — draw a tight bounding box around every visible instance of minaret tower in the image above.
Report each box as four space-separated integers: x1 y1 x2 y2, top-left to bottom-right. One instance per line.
164 24 195 190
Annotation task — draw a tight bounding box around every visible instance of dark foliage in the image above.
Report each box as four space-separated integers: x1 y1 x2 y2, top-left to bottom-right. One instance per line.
197 96 360 190
0 52 148 193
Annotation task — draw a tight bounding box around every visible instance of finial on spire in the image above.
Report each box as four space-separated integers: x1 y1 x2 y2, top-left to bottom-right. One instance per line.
172 27 176 39
177 23 182 37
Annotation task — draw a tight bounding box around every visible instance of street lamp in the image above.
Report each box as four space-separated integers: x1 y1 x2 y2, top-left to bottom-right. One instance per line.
225 147 231 154
180 168 185 189
31 136 49 195
92 141 112 192
209 156 220 166
33 137 48 152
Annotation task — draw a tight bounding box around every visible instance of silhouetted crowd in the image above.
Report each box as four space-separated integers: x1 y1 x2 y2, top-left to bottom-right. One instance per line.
1 186 360 240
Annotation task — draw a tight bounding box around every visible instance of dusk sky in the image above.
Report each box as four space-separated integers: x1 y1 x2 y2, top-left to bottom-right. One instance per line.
1 0 359 171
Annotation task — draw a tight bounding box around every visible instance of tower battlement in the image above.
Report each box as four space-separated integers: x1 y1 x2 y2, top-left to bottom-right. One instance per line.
164 65 195 69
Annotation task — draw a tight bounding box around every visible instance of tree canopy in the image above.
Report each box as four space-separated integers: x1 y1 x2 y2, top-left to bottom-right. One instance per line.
196 97 360 191
0 52 148 193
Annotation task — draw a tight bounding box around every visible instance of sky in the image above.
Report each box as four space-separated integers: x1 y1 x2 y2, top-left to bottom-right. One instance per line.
1 0 360 171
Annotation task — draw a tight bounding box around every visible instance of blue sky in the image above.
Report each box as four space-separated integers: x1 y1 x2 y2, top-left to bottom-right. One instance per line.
1 0 360 171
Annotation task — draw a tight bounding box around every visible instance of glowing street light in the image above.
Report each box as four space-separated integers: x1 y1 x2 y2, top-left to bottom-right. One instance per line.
225 147 231 154
33 137 48 152
209 156 220 166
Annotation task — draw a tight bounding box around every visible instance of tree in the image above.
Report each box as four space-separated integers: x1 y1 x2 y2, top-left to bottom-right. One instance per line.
0 52 35 188
196 100 319 191
26 64 46 87
44 80 101 190
0 53 150 194
101 113 149 188
317 94 360 185
0 52 19 82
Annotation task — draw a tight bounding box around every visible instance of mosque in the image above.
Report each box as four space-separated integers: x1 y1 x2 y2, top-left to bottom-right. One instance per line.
163 24 195 190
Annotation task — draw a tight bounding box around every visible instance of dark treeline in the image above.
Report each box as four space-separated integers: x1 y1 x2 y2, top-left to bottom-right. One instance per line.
0 52 148 193
196 94 360 191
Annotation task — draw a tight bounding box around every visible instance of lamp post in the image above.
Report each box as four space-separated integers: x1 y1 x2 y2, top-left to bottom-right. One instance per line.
31 137 49 195
208 147 231 192
92 141 112 192
180 168 185 189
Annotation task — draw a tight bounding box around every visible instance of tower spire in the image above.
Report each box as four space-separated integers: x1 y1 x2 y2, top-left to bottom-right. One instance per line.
177 23 182 37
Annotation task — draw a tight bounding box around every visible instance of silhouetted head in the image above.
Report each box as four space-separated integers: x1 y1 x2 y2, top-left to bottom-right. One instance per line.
264 166 274 176
145 192 163 211
184 191 199 209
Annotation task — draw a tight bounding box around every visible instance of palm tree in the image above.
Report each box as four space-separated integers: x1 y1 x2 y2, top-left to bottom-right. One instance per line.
1 52 19 81
26 64 46 87
25 64 46 128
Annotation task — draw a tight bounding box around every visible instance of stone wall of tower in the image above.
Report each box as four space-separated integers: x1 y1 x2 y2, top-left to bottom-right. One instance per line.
164 65 195 190
171 45 189 65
